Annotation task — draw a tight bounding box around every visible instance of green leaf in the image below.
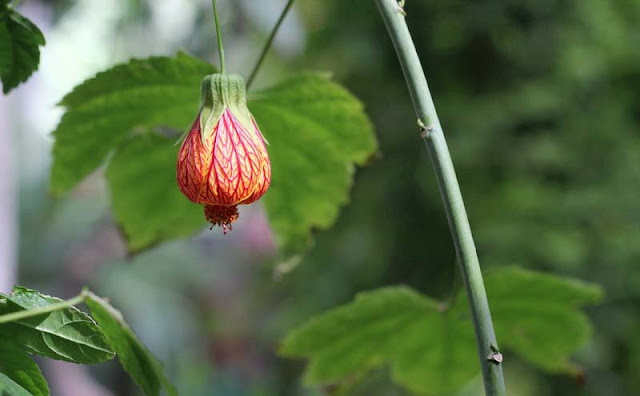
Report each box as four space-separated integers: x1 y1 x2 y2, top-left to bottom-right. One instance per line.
51 54 377 254
280 287 477 395
484 267 603 372
249 74 378 254
281 267 602 394
0 287 115 364
105 133 202 250
50 52 214 195
0 23 11 75
85 292 177 396
0 9 45 94
0 373 32 396
0 340 49 396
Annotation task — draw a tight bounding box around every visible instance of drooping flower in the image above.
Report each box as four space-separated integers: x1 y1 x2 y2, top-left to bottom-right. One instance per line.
177 74 271 233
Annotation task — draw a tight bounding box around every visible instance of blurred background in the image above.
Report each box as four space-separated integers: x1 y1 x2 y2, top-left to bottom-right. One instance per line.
1 0 640 395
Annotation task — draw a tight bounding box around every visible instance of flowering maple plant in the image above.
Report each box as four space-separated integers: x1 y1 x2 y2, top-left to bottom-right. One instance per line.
176 74 271 233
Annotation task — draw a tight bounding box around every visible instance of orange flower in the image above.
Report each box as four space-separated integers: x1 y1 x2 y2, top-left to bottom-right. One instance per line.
177 74 271 233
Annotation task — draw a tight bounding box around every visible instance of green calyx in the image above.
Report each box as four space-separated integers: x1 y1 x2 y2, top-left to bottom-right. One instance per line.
199 74 254 137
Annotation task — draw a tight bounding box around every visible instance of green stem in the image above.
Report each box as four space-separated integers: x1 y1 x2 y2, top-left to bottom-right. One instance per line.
246 0 295 90
374 1 507 395
0 294 86 325
212 0 225 74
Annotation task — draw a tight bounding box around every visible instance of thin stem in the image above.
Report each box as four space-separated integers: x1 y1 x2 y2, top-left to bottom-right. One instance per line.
0 294 86 325
246 0 295 90
212 0 225 74
374 1 507 395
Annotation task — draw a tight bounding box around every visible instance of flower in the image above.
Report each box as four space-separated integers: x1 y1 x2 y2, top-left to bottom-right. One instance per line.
177 74 271 233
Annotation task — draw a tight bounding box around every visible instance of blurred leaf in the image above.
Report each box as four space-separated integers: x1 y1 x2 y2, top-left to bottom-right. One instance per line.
281 267 602 394
0 8 45 94
0 340 49 396
50 52 214 194
106 133 202 251
280 287 477 394
249 74 377 255
0 373 32 396
85 292 177 396
0 287 114 364
482 267 603 372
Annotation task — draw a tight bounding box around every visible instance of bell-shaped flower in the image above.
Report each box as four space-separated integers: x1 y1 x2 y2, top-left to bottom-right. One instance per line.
177 74 271 233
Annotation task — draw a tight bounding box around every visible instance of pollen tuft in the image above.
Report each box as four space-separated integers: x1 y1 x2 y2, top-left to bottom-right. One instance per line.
204 204 239 234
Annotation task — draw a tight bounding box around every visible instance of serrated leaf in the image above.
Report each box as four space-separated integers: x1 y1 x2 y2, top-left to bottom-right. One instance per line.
50 52 214 194
85 292 177 396
0 340 49 396
484 267 603 372
249 74 378 254
281 267 602 394
0 9 45 94
105 133 202 250
51 55 377 254
0 287 115 364
280 287 477 395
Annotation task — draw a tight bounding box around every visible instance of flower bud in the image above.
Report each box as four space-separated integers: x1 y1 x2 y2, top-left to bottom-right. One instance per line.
177 74 271 233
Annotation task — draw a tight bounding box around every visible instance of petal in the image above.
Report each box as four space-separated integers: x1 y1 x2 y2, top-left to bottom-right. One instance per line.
239 118 271 205
177 116 210 203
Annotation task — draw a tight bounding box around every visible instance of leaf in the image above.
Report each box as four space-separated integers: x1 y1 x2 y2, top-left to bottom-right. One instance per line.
84 292 177 396
106 133 202 251
281 267 602 394
483 267 603 372
50 54 377 253
449 267 603 372
249 74 378 254
0 373 32 396
0 340 49 396
50 52 214 195
280 287 478 395
0 8 45 94
0 287 115 364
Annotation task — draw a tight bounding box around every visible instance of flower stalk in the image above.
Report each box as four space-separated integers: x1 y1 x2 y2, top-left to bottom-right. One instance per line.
247 0 296 90
212 0 225 73
374 1 507 395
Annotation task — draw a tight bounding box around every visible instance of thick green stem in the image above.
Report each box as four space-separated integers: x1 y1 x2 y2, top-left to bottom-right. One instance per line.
0 294 86 324
212 0 225 74
374 1 507 395
246 0 295 90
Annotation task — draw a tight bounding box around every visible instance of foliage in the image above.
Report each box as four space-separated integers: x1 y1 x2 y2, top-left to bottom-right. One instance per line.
0 287 114 364
85 292 178 396
281 267 602 394
50 53 214 196
0 341 48 396
292 1 640 392
50 53 377 255
0 287 175 396
0 1 45 93
106 133 204 251
250 74 377 253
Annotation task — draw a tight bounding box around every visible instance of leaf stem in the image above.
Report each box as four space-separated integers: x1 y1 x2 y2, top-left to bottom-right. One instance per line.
212 0 225 74
246 0 295 90
374 1 507 395
0 294 86 325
